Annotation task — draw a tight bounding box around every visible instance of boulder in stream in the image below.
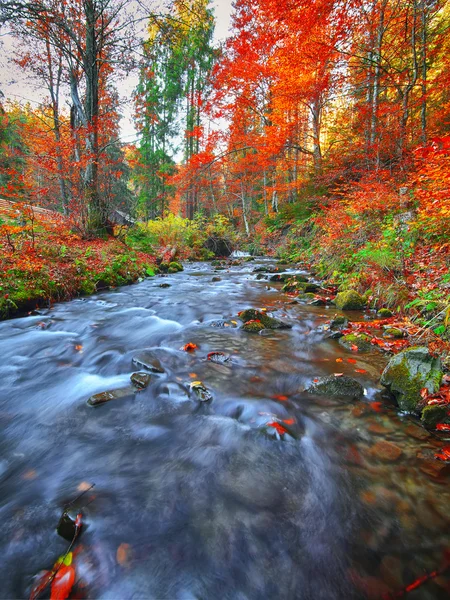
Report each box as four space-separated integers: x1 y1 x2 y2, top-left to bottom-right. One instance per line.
305 375 365 399
380 346 443 412
334 290 366 310
239 308 292 330
190 381 213 402
132 352 165 374
339 333 373 352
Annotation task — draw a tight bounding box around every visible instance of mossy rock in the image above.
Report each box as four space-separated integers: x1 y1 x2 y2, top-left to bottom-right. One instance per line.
239 308 292 330
168 266 178 273
335 290 366 310
378 308 393 318
242 320 266 333
384 327 404 339
380 346 443 412
305 375 364 399
169 261 183 272
269 273 291 283
421 404 448 429
339 333 373 352
159 262 169 273
330 316 348 328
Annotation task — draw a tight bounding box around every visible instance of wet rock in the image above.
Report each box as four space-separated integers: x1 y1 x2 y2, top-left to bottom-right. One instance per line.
57 511 80 541
242 320 266 333
209 319 237 328
159 283 171 288
383 327 404 339
339 333 373 352
269 273 292 283
206 351 232 364
130 372 151 389
214 266 226 271
331 316 349 327
369 440 403 462
421 404 448 429
328 331 344 340
305 375 365 399
238 308 292 329
211 276 221 282
253 266 275 273
159 262 169 273
87 387 136 406
380 346 443 412
132 352 165 373
404 423 429 440
334 290 366 310
256 273 268 280
190 382 213 402
168 261 183 272
378 308 393 318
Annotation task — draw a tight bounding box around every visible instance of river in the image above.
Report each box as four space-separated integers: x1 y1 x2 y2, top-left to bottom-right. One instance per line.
0 259 449 599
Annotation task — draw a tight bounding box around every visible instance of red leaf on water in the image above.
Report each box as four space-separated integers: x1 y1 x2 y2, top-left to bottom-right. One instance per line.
347 358 357 364
182 343 197 352
313 378 319 383
50 565 75 600
370 402 383 412
267 421 288 435
335 358 343 363
283 418 295 425
272 394 288 402
355 368 367 374
436 423 450 431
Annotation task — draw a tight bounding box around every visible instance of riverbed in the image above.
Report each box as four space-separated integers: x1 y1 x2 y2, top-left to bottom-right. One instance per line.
0 259 449 599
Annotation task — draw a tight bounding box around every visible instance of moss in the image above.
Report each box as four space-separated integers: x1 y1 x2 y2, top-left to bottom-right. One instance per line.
242 320 265 333
378 308 393 318
169 261 183 272
384 327 404 339
159 262 169 272
168 266 178 273
339 333 373 352
335 290 366 310
421 405 448 429
239 308 291 329
381 347 443 412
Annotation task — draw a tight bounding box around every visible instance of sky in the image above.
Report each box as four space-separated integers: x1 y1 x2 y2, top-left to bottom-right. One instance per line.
0 0 234 143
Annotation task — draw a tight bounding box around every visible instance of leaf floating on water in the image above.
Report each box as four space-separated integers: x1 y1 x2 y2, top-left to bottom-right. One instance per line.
74 344 83 353
117 543 132 567
283 418 295 425
370 401 383 412
267 421 288 435
272 394 288 402
189 373 198 378
190 381 203 387
347 358 357 364
335 358 343 363
30 571 52 600
355 368 367 374
182 343 198 352
50 565 75 600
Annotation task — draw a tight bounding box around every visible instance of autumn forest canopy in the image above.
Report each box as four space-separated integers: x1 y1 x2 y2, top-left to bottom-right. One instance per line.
0 0 450 328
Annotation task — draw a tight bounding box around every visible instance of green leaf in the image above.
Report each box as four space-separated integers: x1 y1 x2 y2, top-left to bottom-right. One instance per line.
145 267 155 277
433 325 446 335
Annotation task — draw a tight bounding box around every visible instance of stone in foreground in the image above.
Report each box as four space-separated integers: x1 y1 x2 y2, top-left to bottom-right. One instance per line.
380 346 442 412
130 372 152 389
334 290 366 310
88 387 136 406
239 308 291 330
132 352 165 373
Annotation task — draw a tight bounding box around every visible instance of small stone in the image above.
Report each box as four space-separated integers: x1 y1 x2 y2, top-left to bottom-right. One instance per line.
404 423 430 440
132 352 165 373
159 283 171 288
305 375 365 399
190 382 213 402
367 422 391 435
369 440 402 462
130 372 151 389
339 333 373 352
87 387 136 406
212 276 221 282
57 511 79 541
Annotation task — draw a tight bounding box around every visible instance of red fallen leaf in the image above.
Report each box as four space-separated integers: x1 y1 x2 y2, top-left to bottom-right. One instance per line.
442 374 450 384
420 387 429 399
267 421 288 435
355 368 367 374
182 343 197 352
313 378 319 383
272 394 289 402
283 418 295 425
335 358 343 363
334 373 344 377
347 358 357 364
350 344 359 352
50 565 75 600
370 401 383 412
436 424 450 431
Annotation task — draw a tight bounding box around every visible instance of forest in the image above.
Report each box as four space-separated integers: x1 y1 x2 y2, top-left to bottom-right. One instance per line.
1 1 450 599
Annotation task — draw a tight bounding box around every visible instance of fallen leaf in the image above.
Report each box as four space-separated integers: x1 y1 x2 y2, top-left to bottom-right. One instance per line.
74 345 83 353
189 373 197 378
272 394 288 401
283 418 295 425
420 387 429 399
347 358 357 364
117 543 132 567
336 358 343 363
267 421 287 435
50 565 75 600
190 380 203 387
350 344 359 352
355 368 367 374
182 343 197 352
313 378 319 383
436 424 450 431
77 481 93 492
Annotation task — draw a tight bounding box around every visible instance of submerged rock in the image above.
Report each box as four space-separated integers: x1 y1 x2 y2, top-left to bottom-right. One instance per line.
87 387 136 406
132 352 165 373
211 276 221 282
239 308 292 330
305 375 365 399
334 290 366 310
207 351 232 364
369 440 402 462
190 382 213 402
130 372 151 389
380 346 443 412
339 333 373 352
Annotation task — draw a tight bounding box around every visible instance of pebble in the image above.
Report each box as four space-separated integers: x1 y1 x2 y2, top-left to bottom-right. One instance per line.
369 440 403 462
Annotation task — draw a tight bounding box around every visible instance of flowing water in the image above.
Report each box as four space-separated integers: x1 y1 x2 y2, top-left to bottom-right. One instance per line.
0 259 449 599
